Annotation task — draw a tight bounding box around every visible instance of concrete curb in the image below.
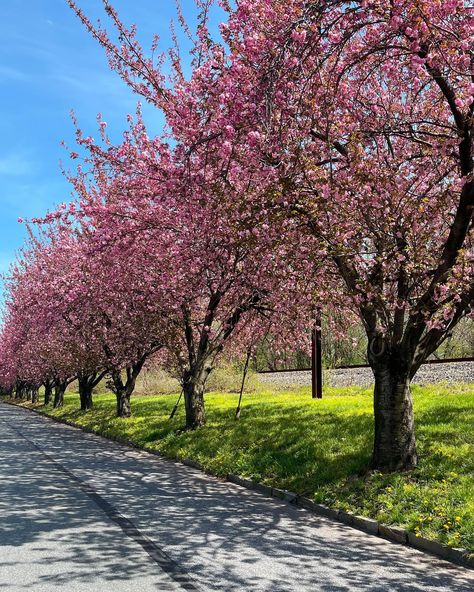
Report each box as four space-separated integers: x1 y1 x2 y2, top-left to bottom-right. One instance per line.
226 472 473 569
2 399 473 571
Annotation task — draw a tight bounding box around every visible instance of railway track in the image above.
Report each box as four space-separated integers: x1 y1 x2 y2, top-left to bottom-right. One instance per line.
258 360 474 388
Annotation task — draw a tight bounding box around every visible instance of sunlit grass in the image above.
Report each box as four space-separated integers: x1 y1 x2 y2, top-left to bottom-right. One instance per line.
10 382 474 551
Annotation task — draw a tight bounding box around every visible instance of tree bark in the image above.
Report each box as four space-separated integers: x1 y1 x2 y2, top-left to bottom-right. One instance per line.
370 358 417 472
115 387 132 418
183 370 207 429
0 386 13 398
44 380 53 405
31 388 39 404
110 360 145 418
53 381 66 408
78 375 94 410
15 383 25 400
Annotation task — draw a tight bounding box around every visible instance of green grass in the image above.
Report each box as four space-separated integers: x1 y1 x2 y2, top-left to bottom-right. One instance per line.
7 382 474 551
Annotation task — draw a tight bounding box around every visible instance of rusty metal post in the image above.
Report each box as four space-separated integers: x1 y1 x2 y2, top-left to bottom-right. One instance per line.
312 308 322 399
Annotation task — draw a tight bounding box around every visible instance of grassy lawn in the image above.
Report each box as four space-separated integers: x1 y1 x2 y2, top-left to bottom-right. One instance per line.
6 383 474 551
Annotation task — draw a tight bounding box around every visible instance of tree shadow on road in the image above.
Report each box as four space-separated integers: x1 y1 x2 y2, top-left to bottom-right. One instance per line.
1 404 472 592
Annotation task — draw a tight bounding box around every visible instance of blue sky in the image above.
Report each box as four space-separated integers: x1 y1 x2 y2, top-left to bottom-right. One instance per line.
0 0 221 282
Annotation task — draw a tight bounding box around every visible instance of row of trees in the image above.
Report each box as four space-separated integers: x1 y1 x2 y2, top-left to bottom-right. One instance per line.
1 0 473 472
0 134 316 422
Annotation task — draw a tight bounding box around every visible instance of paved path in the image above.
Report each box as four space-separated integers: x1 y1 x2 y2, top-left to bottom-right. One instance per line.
0 403 473 591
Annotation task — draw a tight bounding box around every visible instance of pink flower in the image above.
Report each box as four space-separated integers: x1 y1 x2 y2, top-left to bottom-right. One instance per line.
291 29 307 44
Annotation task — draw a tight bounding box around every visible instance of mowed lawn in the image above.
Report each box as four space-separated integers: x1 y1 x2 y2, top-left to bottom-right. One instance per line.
12 383 474 551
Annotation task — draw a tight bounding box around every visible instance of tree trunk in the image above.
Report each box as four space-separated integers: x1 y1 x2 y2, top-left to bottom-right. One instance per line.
183 372 207 429
116 387 132 418
53 382 65 408
44 380 53 405
78 376 94 411
15 383 25 400
1 386 13 398
107 356 148 418
370 362 417 472
111 367 140 418
31 388 39 404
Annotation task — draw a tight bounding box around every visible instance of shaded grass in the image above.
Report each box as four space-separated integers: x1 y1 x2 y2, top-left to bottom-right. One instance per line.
7 382 474 551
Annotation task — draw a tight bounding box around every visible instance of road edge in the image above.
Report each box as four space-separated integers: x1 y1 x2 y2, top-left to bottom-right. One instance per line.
2 398 473 572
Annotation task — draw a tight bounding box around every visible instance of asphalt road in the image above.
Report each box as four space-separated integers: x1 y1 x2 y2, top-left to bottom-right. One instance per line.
0 403 473 591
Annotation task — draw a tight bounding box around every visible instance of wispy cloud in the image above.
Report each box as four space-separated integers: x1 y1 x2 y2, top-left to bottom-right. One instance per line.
0 152 35 177
50 69 140 109
0 178 70 215
0 65 30 82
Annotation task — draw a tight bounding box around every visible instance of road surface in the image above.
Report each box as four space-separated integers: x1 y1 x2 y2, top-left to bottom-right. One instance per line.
0 403 472 591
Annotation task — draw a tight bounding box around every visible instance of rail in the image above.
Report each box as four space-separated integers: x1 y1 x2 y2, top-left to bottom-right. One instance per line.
257 356 474 374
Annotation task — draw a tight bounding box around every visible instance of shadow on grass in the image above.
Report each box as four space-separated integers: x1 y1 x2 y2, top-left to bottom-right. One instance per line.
135 399 375 494
30 393 375 494
415 404 474 470
14 391 474 493
416 404 474 429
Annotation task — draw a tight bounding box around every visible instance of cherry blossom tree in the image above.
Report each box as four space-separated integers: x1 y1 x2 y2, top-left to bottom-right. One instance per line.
0 228 97 408
4 0 466 476
0 215 164 415
69 0 474 468
65 108 323 427
215 0 474 470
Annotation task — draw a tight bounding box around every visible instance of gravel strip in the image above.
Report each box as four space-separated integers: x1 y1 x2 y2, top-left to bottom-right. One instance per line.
258 361 474 388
